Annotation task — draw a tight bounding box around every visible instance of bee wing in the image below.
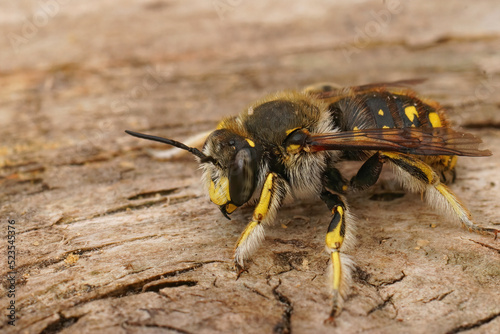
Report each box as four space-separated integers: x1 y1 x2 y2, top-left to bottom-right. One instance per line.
348 78 426 91
311 78 426 100
306 127 491 157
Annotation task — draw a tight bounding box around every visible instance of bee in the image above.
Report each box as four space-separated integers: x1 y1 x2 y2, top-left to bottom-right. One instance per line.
125 79 498 322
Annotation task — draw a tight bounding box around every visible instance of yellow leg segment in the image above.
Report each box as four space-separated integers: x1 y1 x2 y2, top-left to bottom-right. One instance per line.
331 251 341 291
234 173 287 268
325 205 347 321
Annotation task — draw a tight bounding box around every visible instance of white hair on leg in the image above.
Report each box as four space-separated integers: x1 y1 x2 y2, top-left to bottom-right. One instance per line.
234 223 265 267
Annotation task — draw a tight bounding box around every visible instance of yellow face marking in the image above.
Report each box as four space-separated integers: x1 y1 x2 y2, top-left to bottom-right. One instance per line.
428 112 442 127
209 177 230 206
254 173 275 220
378 109 384 116
404 106 418 123
226 203 238 214
245 138 255 147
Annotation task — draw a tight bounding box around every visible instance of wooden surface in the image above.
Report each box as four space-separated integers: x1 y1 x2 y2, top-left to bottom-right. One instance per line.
1 1 500 333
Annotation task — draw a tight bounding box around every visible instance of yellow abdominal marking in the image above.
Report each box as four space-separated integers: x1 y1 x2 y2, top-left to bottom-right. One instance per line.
428 112 442 127
378 109 384 116
404 106 418 123
209 177 230 205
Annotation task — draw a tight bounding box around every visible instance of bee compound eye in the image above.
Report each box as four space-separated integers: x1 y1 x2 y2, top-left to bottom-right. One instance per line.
228 148 258 206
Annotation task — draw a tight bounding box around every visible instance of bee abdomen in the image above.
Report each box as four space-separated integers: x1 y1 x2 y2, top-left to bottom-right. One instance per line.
330 90 448 131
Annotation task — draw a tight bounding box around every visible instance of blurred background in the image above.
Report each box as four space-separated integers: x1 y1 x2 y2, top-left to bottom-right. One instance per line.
1 1 500 333
1 0 499 159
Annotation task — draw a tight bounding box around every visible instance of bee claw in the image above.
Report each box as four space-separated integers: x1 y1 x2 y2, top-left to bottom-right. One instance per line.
323 303 340 325
324 311 338 326
235 263 248 280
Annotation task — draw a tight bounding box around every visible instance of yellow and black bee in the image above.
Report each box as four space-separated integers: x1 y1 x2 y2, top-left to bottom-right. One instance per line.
125 80 497 322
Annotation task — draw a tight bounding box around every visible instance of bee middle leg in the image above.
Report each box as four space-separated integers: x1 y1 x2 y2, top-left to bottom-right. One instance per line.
233 172 289 273
320 188 355 322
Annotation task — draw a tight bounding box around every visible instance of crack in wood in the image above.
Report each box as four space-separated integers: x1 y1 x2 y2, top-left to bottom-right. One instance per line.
15 235 161 273
142 279 198 292
445 311 500 334
104 194 199 215
272 280 293 334
243 283 270 300
420 290 454 303
367 294 395 315
123 321 194 334
39 313 80 334
97 263 205 298
127 187 180 200
26 193 199 229
91 261 223 301
468 238 500 254
355 267 406 288
378 271 406 287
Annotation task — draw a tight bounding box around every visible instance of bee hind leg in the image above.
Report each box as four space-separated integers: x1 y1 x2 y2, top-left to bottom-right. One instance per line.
320 190 355 323
233 173 289 273
382 152 499 237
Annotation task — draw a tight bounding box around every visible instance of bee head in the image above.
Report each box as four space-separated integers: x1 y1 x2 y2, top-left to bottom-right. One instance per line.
202 129 260 219
125 129 260 220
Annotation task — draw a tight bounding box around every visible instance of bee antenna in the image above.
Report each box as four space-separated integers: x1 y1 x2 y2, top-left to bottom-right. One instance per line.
125 130 216 163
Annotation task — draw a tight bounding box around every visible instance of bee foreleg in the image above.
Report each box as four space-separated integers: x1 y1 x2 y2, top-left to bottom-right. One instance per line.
320 191 355 322
383 152 499 236
233 173 289 271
